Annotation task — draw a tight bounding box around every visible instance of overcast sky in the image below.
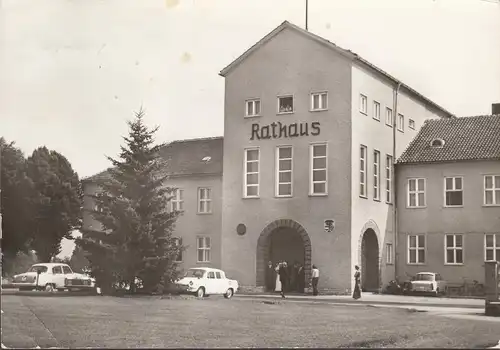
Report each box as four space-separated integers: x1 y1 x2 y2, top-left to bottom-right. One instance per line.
1 0 499 257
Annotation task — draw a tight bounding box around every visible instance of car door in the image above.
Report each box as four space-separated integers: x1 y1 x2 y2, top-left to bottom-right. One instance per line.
215 271 224 294
62 265 73 285
206 271 216 294
52 266 65 288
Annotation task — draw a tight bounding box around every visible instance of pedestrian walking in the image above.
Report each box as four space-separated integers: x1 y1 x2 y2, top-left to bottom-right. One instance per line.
353 265 361 300
278 261 288 298
311 265 320 296
297 264 305 293
274 262 282 293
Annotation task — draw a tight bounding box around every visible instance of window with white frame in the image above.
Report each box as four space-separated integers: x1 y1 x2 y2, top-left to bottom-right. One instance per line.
397 113 404 132
484 175 500 206
197 237 211 262
445 234 463 264
311 92 328 111
373 101 381 121
444 177 463 207
359 94 367 114
359 145 367 197
171 189 184 211
385 107 393 127
245 99 261 117
385 155 393 203
174 237 183 262
408 234 426 264
278 96 294 114
276 146 293 196
198 188 212 214
310 143 327 195
244 148 259 198
386 243 393 264
485 234 500 261
373 150 380 201
409 119 416 130
408 178 426 208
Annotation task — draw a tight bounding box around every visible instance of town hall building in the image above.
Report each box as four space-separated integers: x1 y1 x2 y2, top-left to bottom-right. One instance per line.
83 21 500 294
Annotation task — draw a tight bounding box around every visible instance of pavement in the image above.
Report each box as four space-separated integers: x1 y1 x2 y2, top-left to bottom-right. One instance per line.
235 292 485 309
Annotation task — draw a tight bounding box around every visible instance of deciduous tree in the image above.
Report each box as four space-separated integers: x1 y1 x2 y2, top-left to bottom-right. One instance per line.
26 147 82 262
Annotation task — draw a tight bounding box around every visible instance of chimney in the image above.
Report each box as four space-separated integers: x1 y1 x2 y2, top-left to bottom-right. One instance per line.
492 103 500 115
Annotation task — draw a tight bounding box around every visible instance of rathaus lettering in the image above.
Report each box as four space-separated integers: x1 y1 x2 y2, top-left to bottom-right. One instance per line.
250 121 320 140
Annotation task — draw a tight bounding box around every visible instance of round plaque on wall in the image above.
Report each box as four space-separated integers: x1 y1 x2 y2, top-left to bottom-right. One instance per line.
236 223 247 236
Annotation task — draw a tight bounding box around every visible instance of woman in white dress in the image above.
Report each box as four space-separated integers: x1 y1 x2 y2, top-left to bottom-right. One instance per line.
274 263 282 292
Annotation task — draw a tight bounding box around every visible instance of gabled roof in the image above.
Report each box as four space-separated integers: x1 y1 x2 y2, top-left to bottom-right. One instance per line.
219 20 454 118
397 115 500 164
83 136 223 183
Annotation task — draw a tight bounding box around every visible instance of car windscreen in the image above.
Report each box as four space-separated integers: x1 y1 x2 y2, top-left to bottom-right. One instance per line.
415 274 434 281
184 269 205 278
28 266 48 273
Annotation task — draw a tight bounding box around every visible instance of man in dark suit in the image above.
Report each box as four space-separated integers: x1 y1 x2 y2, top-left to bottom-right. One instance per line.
279 261 288 299
266 261 274 292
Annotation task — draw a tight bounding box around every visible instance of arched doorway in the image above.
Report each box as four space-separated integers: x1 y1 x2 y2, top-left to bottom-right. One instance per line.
360 228 380 292
256 219 311 293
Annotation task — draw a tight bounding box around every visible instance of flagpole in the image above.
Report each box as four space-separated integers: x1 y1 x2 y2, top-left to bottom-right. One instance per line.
305 0 309 31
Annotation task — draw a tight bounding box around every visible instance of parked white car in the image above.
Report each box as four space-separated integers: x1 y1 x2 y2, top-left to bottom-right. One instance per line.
410 272 447 296
175 267 239 298
12 263 95 292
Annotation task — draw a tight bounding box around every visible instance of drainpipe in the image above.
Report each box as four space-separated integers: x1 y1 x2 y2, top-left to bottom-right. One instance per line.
393 82 401 283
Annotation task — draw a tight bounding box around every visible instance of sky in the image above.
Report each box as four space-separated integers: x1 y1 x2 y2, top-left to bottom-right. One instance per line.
1 0 500 257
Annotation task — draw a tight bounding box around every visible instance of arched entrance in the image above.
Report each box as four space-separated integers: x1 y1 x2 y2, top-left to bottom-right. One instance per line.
360 228 380 292
256 219 311 293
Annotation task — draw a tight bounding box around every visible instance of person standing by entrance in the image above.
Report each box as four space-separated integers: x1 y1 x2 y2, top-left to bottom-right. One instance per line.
278 261 288 298
274 262 282 293
266 261 274 292
297 264 305 293
311 265 320 296
353 265 361 300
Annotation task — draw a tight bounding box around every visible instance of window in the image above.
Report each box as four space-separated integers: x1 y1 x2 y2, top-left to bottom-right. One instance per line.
245 99 261 117
409 119 415 130
174 237 183 262
359 94 367 114
386 243 393 264
278 96 294 114
397 113 404 132
485 234 500 261
407 178 426 208
311 92 328 111
171 189 184 211
197 237 211 262
244 148 259 198
385 107 393 127
373 101 381 121
484 175 500 206
359 145 367 197
408 234 426 264
431 138 445 148
52 266 63 274
215 272 221 279
444 177 463 207
62 266 72 274
310 143 327 195
385 155 393 203
373 150 380 201
198 188 212 214
276 146 293 197
445 234 464 265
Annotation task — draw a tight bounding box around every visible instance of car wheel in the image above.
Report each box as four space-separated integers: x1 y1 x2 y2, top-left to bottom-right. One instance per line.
224 288 234 299
196 287 205 298
45 284 55 292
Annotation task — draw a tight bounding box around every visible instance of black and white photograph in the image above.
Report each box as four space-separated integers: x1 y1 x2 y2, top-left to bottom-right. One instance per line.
1 0 500 348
